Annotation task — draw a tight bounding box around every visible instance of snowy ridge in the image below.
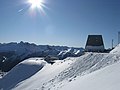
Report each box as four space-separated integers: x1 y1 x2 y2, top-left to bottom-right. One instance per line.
110 44 120 54
0 58 46 90
41 52 120 90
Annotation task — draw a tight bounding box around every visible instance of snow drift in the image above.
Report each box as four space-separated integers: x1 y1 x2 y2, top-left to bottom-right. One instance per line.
110 44 120 54
0 58 46 90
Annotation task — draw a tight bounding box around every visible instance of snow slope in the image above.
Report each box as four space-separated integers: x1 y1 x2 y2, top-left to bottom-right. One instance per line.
61 60 120 90
0 45 120 90
110 44 120 54
0 58 46 90
40 52 119 90
60 44 120 90
0 57 76 90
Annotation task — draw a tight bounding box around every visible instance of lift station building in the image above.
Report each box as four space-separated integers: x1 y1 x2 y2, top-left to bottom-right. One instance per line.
85 35 105 52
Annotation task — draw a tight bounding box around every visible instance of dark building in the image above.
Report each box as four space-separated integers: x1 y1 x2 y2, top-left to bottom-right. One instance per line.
85 35 105 52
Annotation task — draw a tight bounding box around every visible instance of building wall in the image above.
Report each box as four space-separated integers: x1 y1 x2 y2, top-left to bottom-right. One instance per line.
85 45 104 52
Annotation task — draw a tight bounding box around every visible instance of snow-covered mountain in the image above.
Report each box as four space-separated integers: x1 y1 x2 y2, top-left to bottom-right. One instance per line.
0 42 84 72
0 44 120 90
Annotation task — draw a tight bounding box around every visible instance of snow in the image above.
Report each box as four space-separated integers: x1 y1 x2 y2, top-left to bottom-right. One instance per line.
60 44 120 90
110 44 120 54
61 61 120 90
0 44 120 90
0 73 2 79
12 58 75 90
0 58 46 90
41 52 119 90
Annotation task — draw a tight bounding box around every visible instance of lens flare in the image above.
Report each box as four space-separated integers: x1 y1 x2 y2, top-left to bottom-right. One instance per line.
28 0 47 15
28 0 43 8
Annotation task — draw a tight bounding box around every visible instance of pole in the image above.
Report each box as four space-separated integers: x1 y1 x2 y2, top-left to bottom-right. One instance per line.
112 39 113 49
118 32 120 44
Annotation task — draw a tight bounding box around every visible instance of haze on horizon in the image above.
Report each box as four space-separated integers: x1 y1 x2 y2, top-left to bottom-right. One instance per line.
0 0 120 48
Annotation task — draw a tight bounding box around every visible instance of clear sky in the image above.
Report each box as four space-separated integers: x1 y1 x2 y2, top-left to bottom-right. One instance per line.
0 0 120 48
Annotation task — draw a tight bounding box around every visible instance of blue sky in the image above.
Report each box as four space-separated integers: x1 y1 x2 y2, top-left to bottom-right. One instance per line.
0 0 120 48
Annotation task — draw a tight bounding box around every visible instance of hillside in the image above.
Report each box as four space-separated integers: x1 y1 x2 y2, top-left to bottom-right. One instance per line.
61 59 120 90
61 44 120 90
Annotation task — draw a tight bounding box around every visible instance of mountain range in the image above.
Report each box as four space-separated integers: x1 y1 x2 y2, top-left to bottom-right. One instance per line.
0 41 84 72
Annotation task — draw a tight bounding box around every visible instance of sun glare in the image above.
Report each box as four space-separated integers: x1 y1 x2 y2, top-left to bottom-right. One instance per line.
27 0 47 15
28 0 44 9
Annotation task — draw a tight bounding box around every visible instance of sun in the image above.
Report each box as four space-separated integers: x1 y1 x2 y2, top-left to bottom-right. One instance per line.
28 0 44 9
27 0 47 15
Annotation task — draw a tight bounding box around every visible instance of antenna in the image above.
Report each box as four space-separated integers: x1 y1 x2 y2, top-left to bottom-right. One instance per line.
118 32 120 44
112 39 114 49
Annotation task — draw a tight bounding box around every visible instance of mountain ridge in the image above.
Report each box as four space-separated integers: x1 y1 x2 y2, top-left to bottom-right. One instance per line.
0 41 84 72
